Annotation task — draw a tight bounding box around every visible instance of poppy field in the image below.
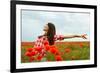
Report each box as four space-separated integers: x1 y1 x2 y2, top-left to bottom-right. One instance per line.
21 42 90 63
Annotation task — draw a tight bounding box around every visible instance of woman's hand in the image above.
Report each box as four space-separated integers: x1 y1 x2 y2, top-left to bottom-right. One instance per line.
81 34 87 39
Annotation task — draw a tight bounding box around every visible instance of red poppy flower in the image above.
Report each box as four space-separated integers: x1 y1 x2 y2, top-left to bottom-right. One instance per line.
44 41 49 45
80 43 83 48
35 47 42 53
37 55 43 61
25 51 32 57
55 51 61 55
27 48 33 52
29 57 35 62
45 45 50 51
50 48 57 54
55 55 63 61
31 51 37 56
65 48 71 53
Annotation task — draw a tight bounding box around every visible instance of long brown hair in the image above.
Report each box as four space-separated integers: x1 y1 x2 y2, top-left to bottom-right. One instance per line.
47 23 56 45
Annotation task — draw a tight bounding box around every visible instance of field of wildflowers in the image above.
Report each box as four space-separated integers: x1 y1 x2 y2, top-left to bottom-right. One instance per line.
21 42 90 63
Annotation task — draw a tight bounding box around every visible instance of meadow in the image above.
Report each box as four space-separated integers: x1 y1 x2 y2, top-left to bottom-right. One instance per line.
21 41 90 63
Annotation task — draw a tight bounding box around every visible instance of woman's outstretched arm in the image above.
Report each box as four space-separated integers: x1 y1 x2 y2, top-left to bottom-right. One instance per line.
63 34 87 39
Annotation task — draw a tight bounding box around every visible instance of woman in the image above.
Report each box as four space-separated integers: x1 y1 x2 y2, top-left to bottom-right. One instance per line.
34 22 87 46
25 23 87 61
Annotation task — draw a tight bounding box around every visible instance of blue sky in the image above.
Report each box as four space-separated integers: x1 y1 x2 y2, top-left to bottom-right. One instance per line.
21 10 90 42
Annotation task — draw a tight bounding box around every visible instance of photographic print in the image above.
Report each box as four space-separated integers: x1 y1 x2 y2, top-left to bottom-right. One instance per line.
21 9 89 63
11 0 97 72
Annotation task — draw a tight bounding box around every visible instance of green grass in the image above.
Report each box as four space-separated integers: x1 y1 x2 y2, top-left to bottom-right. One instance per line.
21 42 90 63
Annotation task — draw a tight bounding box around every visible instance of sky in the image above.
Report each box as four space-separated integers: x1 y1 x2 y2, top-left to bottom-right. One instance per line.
21 10 90 42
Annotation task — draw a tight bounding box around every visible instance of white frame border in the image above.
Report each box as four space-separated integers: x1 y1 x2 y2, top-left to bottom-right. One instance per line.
16 4 94 69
